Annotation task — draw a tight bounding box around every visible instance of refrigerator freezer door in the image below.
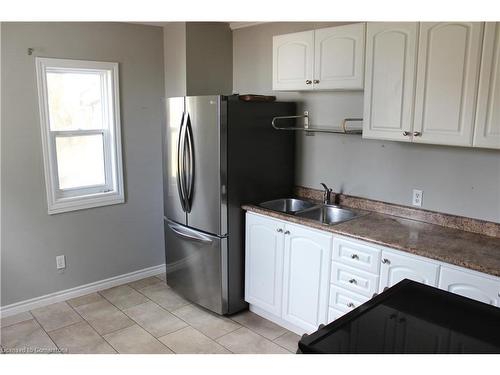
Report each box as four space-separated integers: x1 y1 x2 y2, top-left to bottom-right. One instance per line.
165 219 227 314
164 97 187 224
185 96 226 236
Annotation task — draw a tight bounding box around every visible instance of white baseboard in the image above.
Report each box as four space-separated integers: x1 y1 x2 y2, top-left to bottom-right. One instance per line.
0 264 165 318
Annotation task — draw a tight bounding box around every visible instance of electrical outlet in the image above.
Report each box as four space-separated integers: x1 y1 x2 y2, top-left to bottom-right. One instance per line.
412 189 423 207
56 255 66 270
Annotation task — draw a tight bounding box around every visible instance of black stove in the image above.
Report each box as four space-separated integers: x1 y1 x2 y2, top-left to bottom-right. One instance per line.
298 279 500 354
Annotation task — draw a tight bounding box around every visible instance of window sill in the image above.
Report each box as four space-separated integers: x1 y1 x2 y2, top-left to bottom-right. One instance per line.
47 192 125 215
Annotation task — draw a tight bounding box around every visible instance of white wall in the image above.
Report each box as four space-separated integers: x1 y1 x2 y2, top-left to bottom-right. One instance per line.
233 22 500 223
1 22 166 306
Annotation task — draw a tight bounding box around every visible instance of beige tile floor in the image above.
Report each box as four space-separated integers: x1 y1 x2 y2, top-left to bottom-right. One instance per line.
0 274 300 354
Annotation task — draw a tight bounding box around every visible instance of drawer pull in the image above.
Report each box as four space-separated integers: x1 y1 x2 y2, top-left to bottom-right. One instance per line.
347 302 355 308
382 258 391 265
276 228 283 233
348 278 357 284
284 230 290 235
350 254 359 260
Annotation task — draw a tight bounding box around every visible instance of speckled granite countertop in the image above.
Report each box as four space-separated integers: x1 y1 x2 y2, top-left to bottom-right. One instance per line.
242 204 500 278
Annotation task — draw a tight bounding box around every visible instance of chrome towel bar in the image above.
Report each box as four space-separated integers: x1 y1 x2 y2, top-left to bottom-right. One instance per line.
271 111 363 135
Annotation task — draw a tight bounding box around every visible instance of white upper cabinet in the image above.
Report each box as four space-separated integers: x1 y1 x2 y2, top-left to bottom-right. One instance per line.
313 23 365 90
379 250 439 291
244 213 285 317
474 22 500 149
273 24 365 91
363 22 419 142
281 223 332 333
272 30 315 91
413 22 484 146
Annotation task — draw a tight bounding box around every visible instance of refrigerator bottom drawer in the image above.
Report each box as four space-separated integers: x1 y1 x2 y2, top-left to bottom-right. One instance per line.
164 219 227 315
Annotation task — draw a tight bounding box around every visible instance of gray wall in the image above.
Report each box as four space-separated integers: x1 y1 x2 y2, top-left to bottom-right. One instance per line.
163 22 232 98
164 23 187 98
1 22 166 306
233 22 500 223
186 22 233 96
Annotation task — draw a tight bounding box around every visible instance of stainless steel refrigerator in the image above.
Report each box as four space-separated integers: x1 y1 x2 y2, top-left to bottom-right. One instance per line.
163 95 295 315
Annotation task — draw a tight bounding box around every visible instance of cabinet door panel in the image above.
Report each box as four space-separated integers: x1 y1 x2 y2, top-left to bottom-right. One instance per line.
363 22 418 141
438 266 500 306
282 223 332 333
380 250 439 291
272 31 314 91
314 23 365 90
244 213 284 316
474 22 500 149
413 22 483 146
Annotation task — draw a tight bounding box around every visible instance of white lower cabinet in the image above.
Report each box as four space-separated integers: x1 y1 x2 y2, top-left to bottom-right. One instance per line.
281 223 332 332
439 266 500 307
245 212 332 334
245 212 500 335
379 250 439 290
245 213 285 317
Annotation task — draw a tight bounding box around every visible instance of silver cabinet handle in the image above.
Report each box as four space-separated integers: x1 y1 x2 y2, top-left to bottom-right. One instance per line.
403 131 410 136
347 302 355 308
351 254 359 260
284 230 291 235
276 228 283 233
382 258 391 264
313 79 320 84
413 131 421 136
305 80 312 85
348 278 357 284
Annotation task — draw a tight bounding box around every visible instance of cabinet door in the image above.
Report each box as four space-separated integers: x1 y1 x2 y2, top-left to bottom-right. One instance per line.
363 22 419 141
244 213 285 316
282 223 332 333
313 23 365 90
379 250 439 291
438 266 500 306
413 22 483 146
272 30 314 91
473 22 500 149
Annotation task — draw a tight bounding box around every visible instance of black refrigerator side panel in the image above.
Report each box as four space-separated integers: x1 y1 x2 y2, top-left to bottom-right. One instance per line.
225 99 296 314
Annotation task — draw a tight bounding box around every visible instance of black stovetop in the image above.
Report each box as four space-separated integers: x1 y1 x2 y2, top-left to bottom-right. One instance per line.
298 279 500 354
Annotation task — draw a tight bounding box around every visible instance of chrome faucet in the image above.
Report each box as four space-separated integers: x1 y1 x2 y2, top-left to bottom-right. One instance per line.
320 183 333 205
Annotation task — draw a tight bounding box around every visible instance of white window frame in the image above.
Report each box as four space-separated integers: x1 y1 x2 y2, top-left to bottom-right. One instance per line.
36 57 124 214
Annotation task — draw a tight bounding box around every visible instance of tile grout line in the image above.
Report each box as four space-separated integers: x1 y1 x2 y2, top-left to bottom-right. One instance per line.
127 285 230 353
97 288 175 353
226 315 296 348
11 276 295 354
131 280 291 351
65 301 118 354
28 310 61 353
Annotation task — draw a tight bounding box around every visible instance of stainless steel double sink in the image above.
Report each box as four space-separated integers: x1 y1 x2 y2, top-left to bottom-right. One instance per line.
259 198 363 225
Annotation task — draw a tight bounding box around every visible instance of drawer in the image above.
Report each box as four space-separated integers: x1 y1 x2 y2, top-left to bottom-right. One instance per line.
333 237 381 274
329 286 370 313
327 307 346 323
331 262 380 297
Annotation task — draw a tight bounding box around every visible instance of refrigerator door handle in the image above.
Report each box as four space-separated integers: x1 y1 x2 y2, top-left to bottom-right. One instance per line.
177 112 188 211
185 114 195 211
167 221 213 244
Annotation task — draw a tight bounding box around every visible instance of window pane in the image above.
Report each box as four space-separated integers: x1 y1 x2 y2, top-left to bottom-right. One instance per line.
47 72 105 130
55 134 106 190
